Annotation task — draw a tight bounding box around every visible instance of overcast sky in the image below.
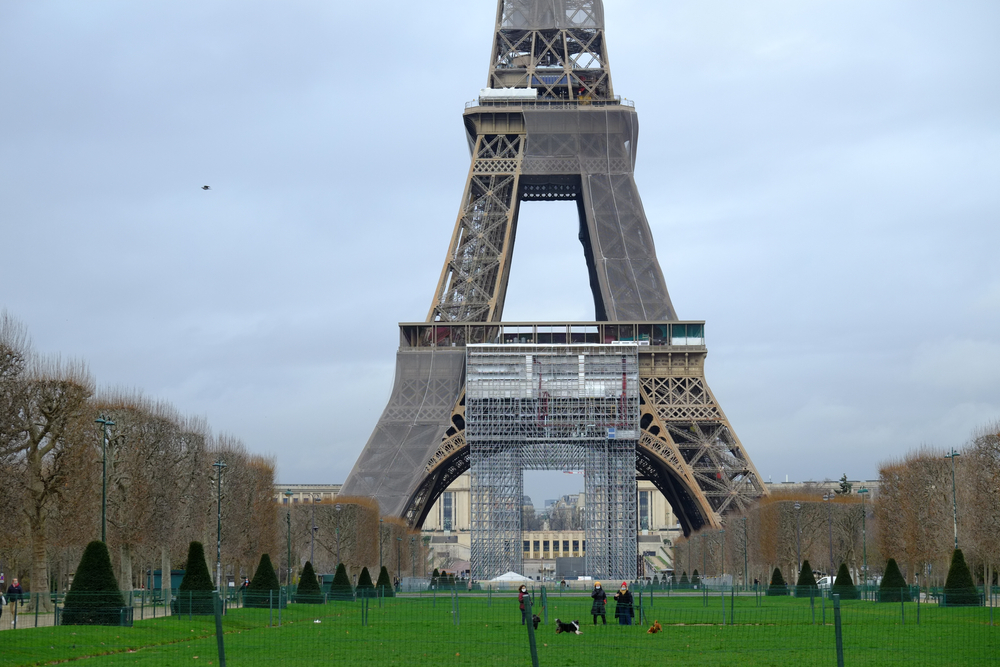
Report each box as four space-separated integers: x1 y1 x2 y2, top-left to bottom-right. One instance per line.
2 1 998 506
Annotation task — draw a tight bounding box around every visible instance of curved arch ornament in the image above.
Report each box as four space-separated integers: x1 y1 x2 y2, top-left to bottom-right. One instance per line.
340 0 767 551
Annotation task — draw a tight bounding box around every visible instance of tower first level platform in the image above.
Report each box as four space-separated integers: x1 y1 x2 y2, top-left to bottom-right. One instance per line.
339 320 766 537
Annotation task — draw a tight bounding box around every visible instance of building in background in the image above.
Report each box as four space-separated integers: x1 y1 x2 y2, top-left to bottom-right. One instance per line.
421 473 680 580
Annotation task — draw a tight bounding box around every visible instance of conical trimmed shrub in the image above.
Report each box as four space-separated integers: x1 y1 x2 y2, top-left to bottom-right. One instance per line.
244 554 283 608
329 563 354 601
796 560 818 597
879 558 910 602
62 541 127 625
294 561 324 604
356 566 374 598
679 571 689 588
767 567 788 596
943 549 980 606
376 565 395 597
691 569 701 588
832 563 858 600
175 542 216 615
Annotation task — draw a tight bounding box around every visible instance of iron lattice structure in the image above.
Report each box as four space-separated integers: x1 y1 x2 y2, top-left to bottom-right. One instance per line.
466 344 638 581
340 0 768 543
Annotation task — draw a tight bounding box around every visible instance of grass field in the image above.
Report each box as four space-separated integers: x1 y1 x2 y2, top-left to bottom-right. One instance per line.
4 591 997 666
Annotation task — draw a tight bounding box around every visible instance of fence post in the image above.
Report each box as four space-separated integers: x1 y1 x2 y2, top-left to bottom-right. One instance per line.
810 587 815 625
730 586 735 625
188 591 192 621
268 590 273 628
833 594 844 667
35 592 40 627
900 591 905 626
541 586 547 625
213 593 227 667
720 589 724 625
524 594 540 667
822 590 826 625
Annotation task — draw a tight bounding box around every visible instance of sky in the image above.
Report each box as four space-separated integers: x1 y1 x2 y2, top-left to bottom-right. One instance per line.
2 0 998 508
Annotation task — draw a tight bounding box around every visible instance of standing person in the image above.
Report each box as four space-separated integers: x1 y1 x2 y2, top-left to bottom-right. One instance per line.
590 581 607 625
7 578 24 625
518 584 530 625
613 581 634 626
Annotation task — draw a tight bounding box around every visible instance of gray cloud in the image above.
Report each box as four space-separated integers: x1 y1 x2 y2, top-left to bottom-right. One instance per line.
2 1 997 500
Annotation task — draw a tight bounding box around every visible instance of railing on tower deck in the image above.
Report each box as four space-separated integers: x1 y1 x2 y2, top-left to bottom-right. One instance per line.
465 96 634 110
398 321 706 350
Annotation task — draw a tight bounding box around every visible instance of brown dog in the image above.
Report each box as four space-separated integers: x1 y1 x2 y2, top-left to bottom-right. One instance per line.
647 620 662 634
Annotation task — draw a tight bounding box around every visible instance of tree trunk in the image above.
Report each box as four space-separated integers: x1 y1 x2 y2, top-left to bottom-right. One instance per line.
29 514 52 612
161 546 172 604
120 544 133 593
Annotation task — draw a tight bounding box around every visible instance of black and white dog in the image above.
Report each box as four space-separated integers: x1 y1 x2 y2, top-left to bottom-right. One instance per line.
554 619 581 634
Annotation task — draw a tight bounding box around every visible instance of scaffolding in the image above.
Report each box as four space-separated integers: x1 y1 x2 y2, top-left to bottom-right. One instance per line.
466 343 638 581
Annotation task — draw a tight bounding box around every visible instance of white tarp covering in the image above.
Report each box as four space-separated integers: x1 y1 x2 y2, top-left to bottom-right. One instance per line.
490 571 534 582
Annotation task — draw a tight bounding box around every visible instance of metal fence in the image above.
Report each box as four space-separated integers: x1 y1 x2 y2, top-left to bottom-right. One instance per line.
3 586 997 666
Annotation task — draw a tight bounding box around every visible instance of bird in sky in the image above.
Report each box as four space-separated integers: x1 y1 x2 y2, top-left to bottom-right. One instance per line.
201 185 211 190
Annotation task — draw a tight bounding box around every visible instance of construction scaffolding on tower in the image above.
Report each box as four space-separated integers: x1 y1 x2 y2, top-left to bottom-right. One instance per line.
465 343 639 581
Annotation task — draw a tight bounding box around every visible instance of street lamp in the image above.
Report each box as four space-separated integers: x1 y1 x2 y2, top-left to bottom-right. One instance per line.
284 490 293 588
742 517 748 591
95 415 115 543
719 529 725 582
213 459 227 590
823 492 834 576
310 494 320 565
397 537 403 588
945 448 960 550
858 487 869 599
335 504 342 564
793 501 802 577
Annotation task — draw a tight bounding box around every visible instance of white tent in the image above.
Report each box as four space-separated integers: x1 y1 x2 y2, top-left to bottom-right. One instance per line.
490 571 533 582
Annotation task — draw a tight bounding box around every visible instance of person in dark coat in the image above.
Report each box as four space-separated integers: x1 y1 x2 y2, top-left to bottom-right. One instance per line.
590 581 607 625
7 578 24 624
518 584 530 625
613 581 634 625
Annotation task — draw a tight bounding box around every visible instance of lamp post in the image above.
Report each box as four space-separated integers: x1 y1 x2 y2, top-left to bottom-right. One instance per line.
213 459 227 590
396 537 402 588
823 492 834 576
335 504 342 564
858 487 869 599
95 415 115 543
284 490 293 588
379 518 384 572
702 533 707 584
310 494 320 565
945 448 960 550
719 529 725 583
742 517 748 591
793 501 802 577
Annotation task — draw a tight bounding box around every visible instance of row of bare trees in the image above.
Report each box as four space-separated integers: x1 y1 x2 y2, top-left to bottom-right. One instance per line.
875 423 1000 589
0 313 279 609
674 423 999 590
1 312 427 605
280 498 427 585
675 487 871 588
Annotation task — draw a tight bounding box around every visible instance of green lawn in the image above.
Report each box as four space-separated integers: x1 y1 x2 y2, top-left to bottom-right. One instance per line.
5 592 997 666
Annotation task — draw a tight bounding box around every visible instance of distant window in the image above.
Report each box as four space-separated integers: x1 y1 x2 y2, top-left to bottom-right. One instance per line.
543 541 549 552
533 540 540 552
523 541 530 552
281 498 287 504
443 492 453 530
639 491 649 530
563 540 570 552
292 498 299 504
572 540 579 552
582 540 586 552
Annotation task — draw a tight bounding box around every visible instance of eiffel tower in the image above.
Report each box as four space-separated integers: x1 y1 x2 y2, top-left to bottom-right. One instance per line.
341 0 767 543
